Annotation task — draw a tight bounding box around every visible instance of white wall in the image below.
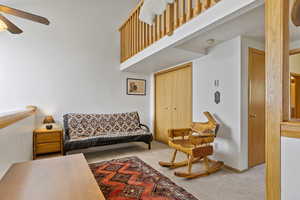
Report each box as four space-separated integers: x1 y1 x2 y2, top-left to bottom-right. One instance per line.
193 37 242 169
0 0 150 126
0 114 35 178
193 36 264 170
281 40 300 199
281 137 300 200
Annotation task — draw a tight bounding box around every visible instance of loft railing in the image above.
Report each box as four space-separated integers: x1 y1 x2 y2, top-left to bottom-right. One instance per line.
119 0 221 63
0 106 37 129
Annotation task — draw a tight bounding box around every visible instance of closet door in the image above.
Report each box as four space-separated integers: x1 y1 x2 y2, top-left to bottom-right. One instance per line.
172 65 192 130
155 71 173 143
155 63 192 144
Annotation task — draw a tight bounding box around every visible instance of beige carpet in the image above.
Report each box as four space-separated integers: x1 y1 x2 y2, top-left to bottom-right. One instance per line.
76 141 264 200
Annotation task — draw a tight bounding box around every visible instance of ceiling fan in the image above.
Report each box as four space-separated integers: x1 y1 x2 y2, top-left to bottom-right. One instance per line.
0 4 50 34
292 0 300 26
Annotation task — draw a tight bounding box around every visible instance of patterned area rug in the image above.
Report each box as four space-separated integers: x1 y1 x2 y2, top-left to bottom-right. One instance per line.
89 156 198 200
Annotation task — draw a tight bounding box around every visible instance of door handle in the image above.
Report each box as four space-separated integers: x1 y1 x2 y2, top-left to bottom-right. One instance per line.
249 114 256 118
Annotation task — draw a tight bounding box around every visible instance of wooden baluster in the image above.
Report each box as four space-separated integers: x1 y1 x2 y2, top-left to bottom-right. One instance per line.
159 14 164 39
144 24 147 48
153 22 156 43
132 14 135 56
148 24 151 46
145 23 148 48
126 22 129 59
129 17 132 57
124 25 127 60
121 28 124 62
136 12 139 54
131 16 134 56
135 11 138 54
128 18 130 57
138 10 141 52
139 12 144 51
136 11 140 53
125 27 127 60
161 13 164 37
134 14 136 56
150 23 153 44
156 15 161 39
128 19 131 58
166 3 174 36
120 28 123 62
193 0 202 17
179 0 186 26
211 0 221 6
141 22 144 50
148 24 152 46
161 16 164 38
186 0 193 21
174 0 179 28
153 16 157 42
146 24 150 47
123 28 126 60
131 16 134 57
140 12 143 51
153 23 156 43
202 0 211 11
162 12 166 37
134 12 137 55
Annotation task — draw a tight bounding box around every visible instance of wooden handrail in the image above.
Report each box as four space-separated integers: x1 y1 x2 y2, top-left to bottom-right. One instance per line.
119 0 221 63
119 0 145 31
281 121 300 139
0 106 37 129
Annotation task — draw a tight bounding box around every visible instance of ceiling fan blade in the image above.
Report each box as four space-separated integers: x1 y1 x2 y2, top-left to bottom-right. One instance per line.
292 0 300 26
0 4 49 25
0 14 22 34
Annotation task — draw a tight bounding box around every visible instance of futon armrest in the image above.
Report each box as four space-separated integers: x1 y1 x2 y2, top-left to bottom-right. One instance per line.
63 128 70 142
168 128 191 138
140 124 150 132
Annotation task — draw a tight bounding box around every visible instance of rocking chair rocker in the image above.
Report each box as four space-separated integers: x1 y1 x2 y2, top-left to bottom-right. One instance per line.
159 112 224 179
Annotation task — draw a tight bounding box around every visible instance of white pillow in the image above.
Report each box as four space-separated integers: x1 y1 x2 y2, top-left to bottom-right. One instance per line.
139 0 175 25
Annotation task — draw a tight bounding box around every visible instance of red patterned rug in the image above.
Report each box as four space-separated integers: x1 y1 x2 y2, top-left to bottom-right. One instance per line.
89 156 198 200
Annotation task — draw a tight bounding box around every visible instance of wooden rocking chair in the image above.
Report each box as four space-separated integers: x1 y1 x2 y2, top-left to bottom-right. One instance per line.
159 112 224 179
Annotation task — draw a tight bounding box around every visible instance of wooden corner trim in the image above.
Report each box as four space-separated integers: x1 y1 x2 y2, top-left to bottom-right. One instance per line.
154 62 192 76
249 47 265 55
223 165 248 173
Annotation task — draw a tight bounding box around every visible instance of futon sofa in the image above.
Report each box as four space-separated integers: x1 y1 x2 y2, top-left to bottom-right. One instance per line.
63 112 152 153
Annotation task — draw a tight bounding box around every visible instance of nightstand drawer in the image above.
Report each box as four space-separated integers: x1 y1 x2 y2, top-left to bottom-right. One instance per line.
36 143 61 154
36 132 61 143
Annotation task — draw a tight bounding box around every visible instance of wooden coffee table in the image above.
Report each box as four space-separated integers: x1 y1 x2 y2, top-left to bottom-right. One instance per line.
0 154 105 200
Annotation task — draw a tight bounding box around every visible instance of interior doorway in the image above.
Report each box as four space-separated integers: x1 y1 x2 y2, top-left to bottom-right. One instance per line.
290 50 300 119
248 48 266 168
290 73 300 118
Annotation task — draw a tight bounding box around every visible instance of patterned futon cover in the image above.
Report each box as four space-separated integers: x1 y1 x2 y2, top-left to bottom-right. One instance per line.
63 112 152 152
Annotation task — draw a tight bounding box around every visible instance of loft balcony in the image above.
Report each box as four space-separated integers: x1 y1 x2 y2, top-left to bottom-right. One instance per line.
119 0 264 73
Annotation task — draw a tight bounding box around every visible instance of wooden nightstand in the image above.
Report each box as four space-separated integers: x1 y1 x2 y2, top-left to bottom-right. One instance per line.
33 124 64 160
